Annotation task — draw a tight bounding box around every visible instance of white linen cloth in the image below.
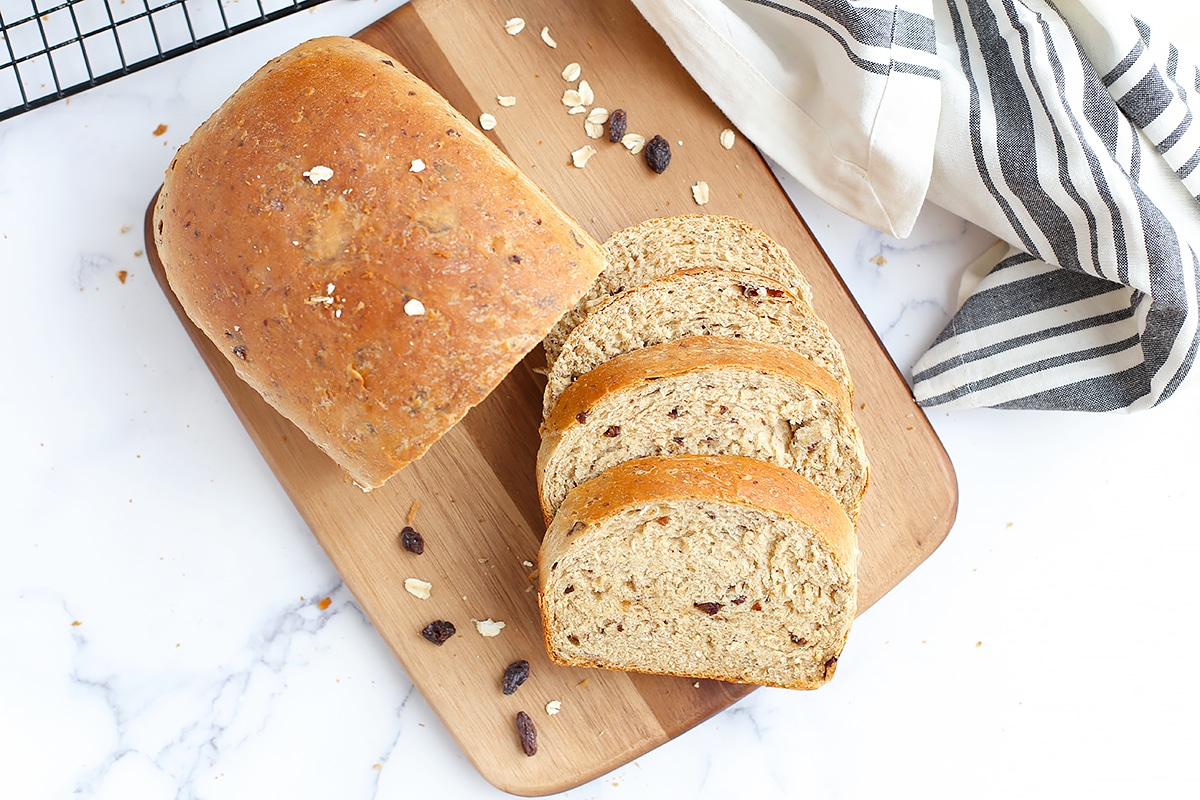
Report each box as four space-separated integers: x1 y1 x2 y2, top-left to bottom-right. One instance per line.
631 0 1200 411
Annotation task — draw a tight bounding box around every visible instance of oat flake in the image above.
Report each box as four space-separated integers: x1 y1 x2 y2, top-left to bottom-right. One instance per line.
497 95 517 107
303 165 333 184
692 180 711 205
479 112 498 131
545 700 562 715
410 158 426 173
540 26 557 47
504 17 525 35
562 89 583 107
571 145 597 168
561 62 581 82
404 578 432 600
584 121 605 139
586 107 609 124
720 128 736 150
578 80 594 106
474 618 506 637
621 133 646 154
404 298 426 316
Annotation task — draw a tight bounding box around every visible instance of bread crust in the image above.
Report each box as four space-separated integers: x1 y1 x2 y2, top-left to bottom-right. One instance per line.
153 37 605 488
537 454 858 689
537 335 865 521
541 267 853 417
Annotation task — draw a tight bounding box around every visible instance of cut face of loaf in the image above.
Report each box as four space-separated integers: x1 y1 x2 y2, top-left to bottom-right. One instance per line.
153 37 604 490
542 268 852 418
537 336 869 523
538 455 858 689
543 215 815 366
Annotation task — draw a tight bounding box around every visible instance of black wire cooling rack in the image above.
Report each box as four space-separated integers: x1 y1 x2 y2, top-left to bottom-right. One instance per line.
0 0 333 122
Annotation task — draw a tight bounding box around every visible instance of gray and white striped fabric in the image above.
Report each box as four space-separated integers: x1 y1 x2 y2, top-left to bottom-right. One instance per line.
632 0 1200 411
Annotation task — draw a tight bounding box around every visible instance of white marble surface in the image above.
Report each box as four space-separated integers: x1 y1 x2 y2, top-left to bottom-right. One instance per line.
3 1 1199 797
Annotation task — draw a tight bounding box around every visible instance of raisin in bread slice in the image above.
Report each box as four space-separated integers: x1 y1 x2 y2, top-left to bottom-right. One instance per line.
537 336 869 524
538 454 858 689
542 268 852 418
543 215 816 367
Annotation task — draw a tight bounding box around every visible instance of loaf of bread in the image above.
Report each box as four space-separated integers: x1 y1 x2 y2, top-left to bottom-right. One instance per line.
538 454 858 690
537 336 868 523
542 267 852 417
542 215 816 366
153 36 605 489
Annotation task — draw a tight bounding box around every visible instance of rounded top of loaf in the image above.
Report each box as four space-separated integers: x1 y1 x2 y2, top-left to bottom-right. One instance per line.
153 36 605 489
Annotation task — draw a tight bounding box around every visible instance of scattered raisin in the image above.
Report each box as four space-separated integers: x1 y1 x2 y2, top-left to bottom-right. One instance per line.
608 108 627 143
694 602 722 616
420 620 456 645
563 586 575 594
672 437 684 446
516 711 538 756
824 656 839 677
732 595 747 605
645 135 671 173
766 287 785 297
667 408 681 418
400 526 425 555
575 411 590 424
232 345 247 360
790 633 808 645
603 425 621 438
655 516 671 525
751 601 763 611
502 660 531 695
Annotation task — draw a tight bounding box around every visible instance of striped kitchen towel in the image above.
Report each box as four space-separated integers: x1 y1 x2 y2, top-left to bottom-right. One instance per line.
632 0 1200 411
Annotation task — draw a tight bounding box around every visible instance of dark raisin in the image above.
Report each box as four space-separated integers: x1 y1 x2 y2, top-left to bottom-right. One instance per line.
732 596 747 605
567 634 580 645
575 411 590 424
400 525 425 555
420 620 456 645
381 59 394 66
232 345 247 360
667 408 681 418
516 711 538 756
563 586 575 594
603 425 621 438
645 134 671 173
766 287 785 298
671 437 684 446
694 602 722 615
751 601 763 611
790 633 807 645
608 108 627 143
502 660 531 695
824 656 839 677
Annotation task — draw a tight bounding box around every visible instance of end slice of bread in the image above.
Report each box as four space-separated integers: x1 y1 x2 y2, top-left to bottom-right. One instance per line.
538 454 858 690
542 268 852 418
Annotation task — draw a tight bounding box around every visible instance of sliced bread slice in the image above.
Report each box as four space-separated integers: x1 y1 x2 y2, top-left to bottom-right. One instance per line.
543 215 815 366
542 268 852 418
538 454 858 689
536 336 869 523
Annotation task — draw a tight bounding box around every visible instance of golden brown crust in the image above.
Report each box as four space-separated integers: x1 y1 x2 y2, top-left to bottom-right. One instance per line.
536 335 861 521
153 36 605 488
537 454 857 689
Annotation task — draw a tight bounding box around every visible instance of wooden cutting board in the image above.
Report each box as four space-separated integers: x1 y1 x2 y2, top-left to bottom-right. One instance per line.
144 0 957 794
